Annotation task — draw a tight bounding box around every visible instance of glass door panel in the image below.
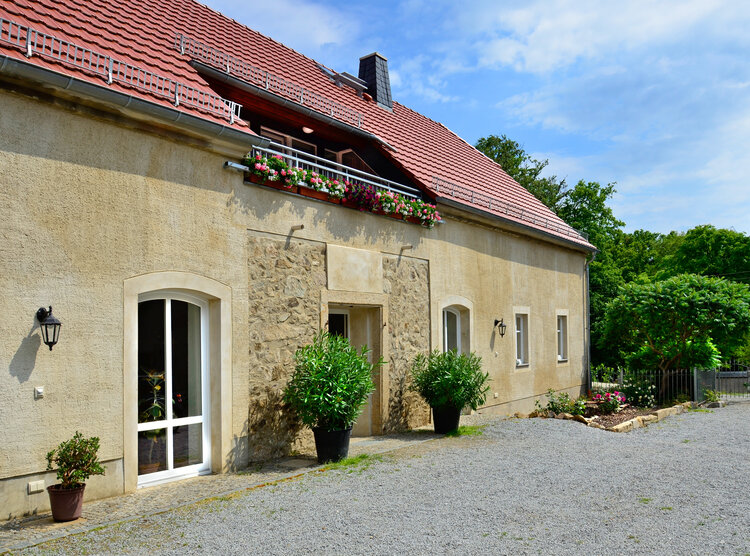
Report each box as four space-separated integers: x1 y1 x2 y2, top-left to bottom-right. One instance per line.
171 301 202 419
173 423 203 469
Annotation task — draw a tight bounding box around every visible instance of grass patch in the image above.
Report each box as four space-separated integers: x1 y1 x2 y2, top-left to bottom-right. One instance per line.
688 408 713 413
325 453 384 472
638 497 652 504
445 425 486 437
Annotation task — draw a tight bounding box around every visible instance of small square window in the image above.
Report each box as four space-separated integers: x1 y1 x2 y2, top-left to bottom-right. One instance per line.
515 313 529 366
557 315 568 362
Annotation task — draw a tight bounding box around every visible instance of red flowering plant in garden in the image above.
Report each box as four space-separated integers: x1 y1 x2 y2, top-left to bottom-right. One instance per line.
592 390 626 414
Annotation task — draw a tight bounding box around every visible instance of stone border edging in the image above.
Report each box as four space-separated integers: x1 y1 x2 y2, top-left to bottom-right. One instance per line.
516 401 696 432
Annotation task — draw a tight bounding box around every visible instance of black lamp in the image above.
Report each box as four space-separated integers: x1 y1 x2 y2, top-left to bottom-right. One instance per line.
494 318 507 337
36 306 61 351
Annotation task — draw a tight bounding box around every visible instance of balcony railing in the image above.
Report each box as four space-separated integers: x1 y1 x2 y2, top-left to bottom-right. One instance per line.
252 142 422 201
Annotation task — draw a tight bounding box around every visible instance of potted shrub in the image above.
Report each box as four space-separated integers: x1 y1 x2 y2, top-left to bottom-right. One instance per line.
411 349 489 434
283 332 382 463
45 431 105 521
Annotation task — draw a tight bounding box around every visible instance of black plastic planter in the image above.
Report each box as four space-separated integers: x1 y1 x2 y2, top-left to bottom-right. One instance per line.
432 405 461 434
312 427 352 463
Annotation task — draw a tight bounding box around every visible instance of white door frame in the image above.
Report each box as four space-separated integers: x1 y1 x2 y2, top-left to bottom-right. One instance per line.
136 290 211 486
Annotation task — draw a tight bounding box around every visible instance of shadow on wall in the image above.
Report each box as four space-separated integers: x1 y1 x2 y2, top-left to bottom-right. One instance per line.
228 182 423 253
9 325 42 383
246 384 302 463
227 421 249 472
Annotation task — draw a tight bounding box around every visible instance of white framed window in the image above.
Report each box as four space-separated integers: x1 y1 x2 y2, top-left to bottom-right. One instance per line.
260 126 317 155
515 313 529 366
137 291 210 486
557 315 568 362
443 307 461 353
328 308 350 339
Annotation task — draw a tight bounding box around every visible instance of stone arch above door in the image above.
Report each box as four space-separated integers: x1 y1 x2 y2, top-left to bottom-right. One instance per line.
123 271 232 491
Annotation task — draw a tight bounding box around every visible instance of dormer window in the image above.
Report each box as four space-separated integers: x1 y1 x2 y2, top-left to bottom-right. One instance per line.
324 149 375 175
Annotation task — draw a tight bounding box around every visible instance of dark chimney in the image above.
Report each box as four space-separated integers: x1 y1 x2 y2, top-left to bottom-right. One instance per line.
358 52 392 110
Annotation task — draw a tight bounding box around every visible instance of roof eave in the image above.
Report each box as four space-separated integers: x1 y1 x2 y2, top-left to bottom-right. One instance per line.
0 54 269 153
436 197 597 253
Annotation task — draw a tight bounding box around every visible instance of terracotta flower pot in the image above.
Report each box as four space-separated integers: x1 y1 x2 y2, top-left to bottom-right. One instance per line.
47 484 86 522
245 173 298 194
299 187 330 202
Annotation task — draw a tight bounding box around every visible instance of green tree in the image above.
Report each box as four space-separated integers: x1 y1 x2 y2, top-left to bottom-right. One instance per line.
603 274 750 371
658 225 750 283
557 180 623 247
475 134 567 211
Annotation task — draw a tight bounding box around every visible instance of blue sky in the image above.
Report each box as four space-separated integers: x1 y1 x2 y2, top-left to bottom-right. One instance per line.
204 0 750 234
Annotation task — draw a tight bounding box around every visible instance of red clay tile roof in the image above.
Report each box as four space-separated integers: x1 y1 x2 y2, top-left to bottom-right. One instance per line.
0 0 593 250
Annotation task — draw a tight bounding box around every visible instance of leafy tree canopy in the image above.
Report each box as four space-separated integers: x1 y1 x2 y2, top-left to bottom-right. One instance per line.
603 274 750 371
658 225 750 283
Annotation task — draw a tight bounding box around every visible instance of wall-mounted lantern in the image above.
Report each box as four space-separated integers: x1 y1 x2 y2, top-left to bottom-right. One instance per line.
36 306 61 351
494 318 507 337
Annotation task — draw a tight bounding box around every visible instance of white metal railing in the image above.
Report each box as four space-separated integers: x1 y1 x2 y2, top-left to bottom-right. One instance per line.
432 176 589 242
254 141 421 201
0 18 241 123
174 33 363 129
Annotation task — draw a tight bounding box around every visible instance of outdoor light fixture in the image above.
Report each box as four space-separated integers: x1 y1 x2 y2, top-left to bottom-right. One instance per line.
36 306 61 351
494 318 507 337
301 126 314 134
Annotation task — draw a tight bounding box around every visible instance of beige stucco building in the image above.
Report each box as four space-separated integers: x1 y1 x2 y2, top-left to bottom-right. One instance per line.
0 0 594 520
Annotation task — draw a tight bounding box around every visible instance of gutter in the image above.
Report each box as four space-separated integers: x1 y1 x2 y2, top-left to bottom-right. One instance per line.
191 61 396 152
436 196 596 253
584 250 598 392
0 54 270 150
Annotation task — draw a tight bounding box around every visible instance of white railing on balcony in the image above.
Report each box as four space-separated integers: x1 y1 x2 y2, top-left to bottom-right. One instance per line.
174 33 363 129
253 142 422 201
432 176 589 242
0 18 241 123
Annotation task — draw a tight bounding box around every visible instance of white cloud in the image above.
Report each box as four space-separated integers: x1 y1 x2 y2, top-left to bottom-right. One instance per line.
462 0 729 73
206 0 358 58
390 55 460 103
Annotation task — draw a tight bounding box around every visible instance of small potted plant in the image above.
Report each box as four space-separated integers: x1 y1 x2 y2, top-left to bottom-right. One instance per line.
283 332 383 463
46 431 105 521
411 350 489 434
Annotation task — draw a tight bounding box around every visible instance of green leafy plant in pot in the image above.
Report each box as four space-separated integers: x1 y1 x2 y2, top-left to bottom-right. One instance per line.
411 349 489 434
45 431 105 521
283 332 382 463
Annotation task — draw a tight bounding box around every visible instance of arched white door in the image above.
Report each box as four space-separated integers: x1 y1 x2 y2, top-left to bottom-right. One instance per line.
137 291 210 485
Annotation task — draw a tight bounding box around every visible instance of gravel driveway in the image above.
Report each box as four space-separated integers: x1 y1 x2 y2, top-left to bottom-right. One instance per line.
18 403 750 555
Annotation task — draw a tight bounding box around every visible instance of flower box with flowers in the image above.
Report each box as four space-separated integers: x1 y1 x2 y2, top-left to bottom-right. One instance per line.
243 154 298 194
240 153 441 228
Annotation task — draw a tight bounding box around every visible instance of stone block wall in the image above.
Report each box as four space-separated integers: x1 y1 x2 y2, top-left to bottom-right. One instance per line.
245 234 326 461
383 255 431 431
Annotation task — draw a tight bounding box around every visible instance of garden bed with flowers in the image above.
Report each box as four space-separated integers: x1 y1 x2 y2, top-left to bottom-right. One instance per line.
526 388 691 431
242 153 442 228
